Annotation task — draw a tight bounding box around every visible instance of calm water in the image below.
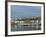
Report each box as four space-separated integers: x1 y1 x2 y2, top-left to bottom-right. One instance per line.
11 25 41 31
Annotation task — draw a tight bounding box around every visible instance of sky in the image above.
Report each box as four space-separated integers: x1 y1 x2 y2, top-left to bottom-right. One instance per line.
11 5 41 18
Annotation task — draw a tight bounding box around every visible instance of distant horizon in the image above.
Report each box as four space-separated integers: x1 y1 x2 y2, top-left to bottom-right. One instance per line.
11 16 41 20
11 5 41 18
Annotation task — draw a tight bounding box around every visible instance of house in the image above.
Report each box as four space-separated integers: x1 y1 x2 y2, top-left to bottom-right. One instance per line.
11 16 41 29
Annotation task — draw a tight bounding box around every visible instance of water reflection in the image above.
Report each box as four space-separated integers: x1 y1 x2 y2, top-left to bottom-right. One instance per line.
11 24 41 31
